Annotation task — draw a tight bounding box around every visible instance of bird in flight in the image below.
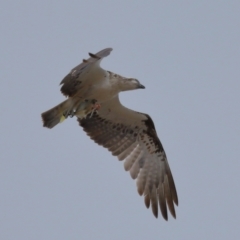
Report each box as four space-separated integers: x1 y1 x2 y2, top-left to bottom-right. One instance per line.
41 48 178 220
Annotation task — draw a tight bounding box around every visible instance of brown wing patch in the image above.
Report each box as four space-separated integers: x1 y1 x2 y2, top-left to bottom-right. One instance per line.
60 73 82 97
142 114 164 153
78 112 138 158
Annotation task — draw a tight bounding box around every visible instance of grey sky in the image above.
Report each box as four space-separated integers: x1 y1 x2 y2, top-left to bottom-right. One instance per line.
1 1 240 239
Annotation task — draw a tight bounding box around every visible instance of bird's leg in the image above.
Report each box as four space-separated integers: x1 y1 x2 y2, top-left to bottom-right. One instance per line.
61 112 72 122
75 99 101 119
63 109 75 118
89 100 101 118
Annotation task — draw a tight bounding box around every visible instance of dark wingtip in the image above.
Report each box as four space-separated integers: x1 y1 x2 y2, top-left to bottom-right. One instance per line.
162 213 168 221
144 195 150 208
88 52 100 59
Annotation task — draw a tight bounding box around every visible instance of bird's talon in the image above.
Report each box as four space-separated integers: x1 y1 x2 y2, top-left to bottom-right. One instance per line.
92 102 101 111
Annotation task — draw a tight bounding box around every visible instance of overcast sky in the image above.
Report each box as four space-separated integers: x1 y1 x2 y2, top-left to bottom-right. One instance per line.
1 1 240 239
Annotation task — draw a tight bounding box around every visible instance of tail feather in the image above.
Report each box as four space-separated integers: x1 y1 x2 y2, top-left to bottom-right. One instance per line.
41 99 72 129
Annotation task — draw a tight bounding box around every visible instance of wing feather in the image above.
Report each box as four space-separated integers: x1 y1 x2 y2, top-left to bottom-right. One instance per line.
117 141 138 161
164 175 176 218
129 151 145 179
136 152 151 195
158 183 168 220
110 136 133 154
144 194 150 209
150 186 158 218
165 162 178 205
124 144 142 171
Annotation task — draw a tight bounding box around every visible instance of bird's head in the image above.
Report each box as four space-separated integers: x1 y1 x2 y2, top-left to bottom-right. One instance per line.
120 78 145 92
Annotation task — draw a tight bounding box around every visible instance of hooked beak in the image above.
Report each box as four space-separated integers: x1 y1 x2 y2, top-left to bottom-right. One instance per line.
138 84 145 89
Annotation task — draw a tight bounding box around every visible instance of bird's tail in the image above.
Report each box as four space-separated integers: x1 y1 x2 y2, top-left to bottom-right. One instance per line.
41 99 73 129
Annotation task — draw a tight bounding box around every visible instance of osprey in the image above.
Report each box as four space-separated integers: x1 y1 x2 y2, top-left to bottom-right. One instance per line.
41 48 178 220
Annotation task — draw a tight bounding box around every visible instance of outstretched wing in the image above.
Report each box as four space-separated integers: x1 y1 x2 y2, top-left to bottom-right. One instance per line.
60 48 112 97
78 96 178 220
